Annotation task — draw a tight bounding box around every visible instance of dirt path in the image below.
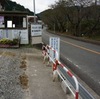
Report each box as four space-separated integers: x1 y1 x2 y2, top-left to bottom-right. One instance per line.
26 48 69 99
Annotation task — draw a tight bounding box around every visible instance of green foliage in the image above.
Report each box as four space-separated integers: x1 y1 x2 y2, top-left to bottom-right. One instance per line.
81 20 94 32
0 38 19 45
39 0 100 39
4 0 34 15
0 38 12 45
12 38 19 45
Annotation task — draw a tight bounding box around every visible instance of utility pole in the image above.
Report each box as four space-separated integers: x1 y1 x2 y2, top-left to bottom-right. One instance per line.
98 0 100 5
95 0 97 5
33 0 36 24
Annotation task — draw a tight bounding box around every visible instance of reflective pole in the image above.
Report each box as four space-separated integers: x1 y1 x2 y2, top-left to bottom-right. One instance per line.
33 0 36 23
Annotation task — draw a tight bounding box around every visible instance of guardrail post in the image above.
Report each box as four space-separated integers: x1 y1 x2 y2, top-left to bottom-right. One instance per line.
52 59 59 82
59 62 79 99
42 44 79 99
72 76 79 99
75 92 79 99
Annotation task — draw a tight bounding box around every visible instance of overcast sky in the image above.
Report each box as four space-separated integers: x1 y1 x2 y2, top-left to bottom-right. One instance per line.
11 0 56 13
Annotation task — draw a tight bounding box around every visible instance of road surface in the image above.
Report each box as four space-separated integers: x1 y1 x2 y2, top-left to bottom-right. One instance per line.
42 28 100 96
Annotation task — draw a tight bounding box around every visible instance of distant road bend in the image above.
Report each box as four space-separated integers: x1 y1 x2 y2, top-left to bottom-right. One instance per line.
42 29 100 96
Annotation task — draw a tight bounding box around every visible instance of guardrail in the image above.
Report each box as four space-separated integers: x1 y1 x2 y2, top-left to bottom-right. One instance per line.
42 44 79 99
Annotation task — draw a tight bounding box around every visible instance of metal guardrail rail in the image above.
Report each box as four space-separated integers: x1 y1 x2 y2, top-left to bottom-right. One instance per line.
42 45 79 99
42 44 95 99
58 66 95 99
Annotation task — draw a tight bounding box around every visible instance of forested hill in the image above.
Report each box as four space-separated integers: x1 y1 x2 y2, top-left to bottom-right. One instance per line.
2 0 34 15
39 0 100 40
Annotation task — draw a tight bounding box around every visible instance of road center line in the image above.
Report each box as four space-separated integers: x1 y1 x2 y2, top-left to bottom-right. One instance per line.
61 40 100 55
44 33 100 55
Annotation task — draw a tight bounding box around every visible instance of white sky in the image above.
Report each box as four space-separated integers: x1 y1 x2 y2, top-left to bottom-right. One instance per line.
11 0 56 13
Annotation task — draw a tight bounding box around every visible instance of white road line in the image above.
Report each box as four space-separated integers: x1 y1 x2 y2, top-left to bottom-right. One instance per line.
61 53 80 68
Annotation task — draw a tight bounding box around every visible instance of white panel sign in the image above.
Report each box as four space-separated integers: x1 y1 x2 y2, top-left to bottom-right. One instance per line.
18 30 29 44
50 37 60 61
31 24 42 36
0 29 3 39
7 21 12 28
12 30 18 38
19 30 28 41
0 16 4 25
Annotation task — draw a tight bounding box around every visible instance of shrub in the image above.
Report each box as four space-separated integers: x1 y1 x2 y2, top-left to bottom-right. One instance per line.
0 38 12 45
0 38 19 45
12 38 19 45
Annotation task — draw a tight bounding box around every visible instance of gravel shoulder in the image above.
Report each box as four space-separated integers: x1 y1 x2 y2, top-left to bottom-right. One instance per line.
0 47 72 99
0 48 32 99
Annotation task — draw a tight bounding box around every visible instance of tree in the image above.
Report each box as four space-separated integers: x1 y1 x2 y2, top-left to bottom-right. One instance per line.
49 0 68 32
66 0 92 36
1 0 34 15
39 0 100 38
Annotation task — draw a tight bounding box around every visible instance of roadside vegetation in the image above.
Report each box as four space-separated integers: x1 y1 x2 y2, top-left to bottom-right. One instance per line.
3 0 34 15
39 0 100 41
0 38 19 45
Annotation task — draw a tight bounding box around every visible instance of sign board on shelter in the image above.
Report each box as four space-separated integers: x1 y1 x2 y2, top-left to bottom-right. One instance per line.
31 24 42 36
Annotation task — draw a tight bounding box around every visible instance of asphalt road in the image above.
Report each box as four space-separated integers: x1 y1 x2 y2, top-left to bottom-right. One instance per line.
42 28 100 96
